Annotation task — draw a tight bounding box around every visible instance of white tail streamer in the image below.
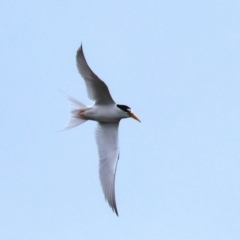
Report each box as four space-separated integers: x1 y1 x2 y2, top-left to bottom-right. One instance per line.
61 95 88 131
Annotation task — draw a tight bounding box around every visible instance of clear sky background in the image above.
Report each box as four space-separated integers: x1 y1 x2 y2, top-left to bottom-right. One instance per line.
1 1 240 239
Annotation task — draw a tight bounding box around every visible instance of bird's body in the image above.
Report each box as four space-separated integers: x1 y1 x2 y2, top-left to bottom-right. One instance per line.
80 104 128 122
64 45 140 216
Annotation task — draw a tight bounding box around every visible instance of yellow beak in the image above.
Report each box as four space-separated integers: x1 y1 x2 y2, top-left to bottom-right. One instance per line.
129 112 141 122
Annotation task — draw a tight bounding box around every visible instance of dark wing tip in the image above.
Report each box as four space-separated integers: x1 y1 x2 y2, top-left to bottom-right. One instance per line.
76 43 84 60
80 43 83 53
76 43 91 77
111 200 119 216
114 206 119 216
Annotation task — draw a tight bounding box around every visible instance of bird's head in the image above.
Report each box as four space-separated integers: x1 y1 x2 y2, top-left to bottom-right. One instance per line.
116 104 141 122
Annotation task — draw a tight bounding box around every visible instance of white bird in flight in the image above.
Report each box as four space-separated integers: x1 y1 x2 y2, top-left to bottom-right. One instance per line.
64 45 140 216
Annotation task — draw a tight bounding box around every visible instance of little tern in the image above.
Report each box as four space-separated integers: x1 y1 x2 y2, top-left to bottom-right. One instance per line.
65 45 140 216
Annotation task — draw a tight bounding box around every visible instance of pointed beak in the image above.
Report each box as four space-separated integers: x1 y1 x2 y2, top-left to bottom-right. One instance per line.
129 112 141 122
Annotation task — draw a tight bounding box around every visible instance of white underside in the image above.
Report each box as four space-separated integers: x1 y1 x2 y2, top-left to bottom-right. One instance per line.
83 104 128 123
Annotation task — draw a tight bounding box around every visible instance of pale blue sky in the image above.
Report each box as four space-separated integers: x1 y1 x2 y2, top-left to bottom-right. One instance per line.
1 1 240 239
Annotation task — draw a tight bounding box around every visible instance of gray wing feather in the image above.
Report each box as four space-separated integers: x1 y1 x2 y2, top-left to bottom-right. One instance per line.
95 122 120 216
76 45 115 105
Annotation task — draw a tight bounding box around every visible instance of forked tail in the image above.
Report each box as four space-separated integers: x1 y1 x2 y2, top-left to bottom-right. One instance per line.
62 96 88 131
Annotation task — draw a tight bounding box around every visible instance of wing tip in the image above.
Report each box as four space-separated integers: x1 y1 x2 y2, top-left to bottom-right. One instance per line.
113 204 119 216
104 191 119 216
109 194 119 216
80 43 83 52
76 43 84 59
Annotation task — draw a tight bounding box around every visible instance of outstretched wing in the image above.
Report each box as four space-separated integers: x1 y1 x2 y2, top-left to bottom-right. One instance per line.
76 45 115 105
95 122 120 216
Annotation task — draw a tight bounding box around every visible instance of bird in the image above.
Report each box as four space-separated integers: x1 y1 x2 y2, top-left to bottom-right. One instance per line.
64 44 140 216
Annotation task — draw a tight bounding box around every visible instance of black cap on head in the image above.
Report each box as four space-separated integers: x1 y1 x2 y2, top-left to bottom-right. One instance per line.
117 104 131 113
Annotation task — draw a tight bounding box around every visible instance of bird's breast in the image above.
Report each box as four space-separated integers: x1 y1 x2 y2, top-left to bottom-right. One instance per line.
84 105 121 123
